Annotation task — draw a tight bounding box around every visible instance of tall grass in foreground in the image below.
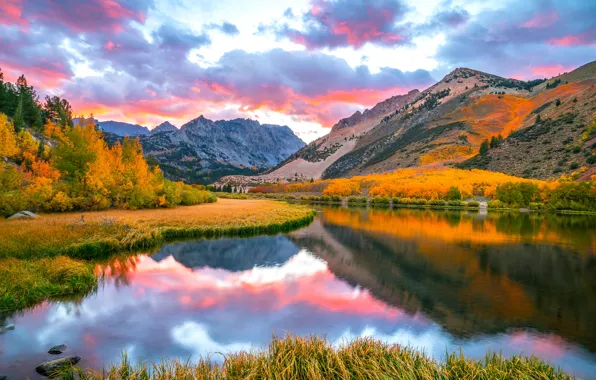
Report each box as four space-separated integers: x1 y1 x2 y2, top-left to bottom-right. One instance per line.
59 335 574 379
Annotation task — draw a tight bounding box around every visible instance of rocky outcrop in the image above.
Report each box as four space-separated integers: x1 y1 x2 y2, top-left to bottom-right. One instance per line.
7 211 37 220
48 344 67 354
35 356 81 377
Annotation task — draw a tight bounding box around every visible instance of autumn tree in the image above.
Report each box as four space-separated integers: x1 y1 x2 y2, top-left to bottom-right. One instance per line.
0 113 18 158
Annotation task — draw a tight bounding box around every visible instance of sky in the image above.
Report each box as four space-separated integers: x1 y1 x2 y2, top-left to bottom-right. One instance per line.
0 0 594 141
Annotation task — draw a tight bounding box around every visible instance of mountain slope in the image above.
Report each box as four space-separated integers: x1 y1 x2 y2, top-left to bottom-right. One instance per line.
226 90 421 184
323 62 595 180
140 116 305 184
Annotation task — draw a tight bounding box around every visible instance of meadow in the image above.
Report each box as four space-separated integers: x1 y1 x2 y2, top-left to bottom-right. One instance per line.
60 335 573 379
0 199 316 312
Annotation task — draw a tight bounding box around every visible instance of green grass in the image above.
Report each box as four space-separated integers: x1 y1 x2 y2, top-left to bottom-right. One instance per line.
57 335 574 379
0 256 97 312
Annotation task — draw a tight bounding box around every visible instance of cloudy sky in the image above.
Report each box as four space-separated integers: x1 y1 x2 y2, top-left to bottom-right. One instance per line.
1 0 594 140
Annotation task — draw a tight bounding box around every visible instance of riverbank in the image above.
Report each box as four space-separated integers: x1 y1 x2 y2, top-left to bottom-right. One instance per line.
62 335 573 379
0 199 316 312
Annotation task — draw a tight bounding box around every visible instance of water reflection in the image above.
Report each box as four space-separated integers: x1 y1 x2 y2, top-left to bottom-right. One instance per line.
1 208 595 378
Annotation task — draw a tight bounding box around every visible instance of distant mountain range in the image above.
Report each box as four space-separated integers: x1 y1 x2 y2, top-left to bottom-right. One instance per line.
221 60 595 185
88 116 305 184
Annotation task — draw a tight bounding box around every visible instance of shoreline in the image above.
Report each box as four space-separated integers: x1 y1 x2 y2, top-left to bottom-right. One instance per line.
0 199 316 313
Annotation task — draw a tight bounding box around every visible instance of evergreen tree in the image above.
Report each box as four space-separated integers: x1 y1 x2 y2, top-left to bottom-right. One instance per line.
15 75 43 131
536 114 541 123
13 96 25 132
479 139 489 155
44 95 73 128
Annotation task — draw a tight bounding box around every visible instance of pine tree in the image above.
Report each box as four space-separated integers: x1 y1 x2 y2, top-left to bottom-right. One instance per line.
13 96 25 132
479 139 489 155
536 114 541 124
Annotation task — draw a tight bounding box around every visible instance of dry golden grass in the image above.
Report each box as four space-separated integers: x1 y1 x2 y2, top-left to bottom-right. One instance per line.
61 335 573 379
0 199 316 260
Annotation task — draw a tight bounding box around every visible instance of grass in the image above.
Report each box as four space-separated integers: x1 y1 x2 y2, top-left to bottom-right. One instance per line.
0 256 97 312
0 199 316 312
0 199 316 260
57 335 574 379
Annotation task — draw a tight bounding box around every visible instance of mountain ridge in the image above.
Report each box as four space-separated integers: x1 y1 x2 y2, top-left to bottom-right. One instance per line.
219 60 595 186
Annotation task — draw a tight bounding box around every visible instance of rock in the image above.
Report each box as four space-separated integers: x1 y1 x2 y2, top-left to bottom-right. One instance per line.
7 211 38 220
48 344 67 354
35 356 81 377
0 324 15 333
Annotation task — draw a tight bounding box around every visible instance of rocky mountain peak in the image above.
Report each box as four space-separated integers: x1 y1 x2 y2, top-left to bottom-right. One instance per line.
331 89 421 131
151 121 177 134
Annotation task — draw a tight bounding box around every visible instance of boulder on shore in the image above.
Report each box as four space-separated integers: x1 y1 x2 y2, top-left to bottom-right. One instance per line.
35 356 81 377
7 211 38 220
0 324 15 334
48 344 67 354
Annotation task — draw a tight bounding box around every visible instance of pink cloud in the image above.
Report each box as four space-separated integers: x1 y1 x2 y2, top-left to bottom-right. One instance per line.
522 10 558 28
548 30 596 46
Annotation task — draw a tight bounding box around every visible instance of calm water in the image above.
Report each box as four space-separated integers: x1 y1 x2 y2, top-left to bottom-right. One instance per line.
2 208 596 378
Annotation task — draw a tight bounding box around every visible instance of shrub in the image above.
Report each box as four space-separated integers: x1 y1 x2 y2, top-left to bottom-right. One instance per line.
412 198 428 205
529 202 545 210
487 200 505 209
495 182 540 207
445 186 462 200
371 196 390 206
429 199 447 206
347 196 366 204
331 195 342 202
320 195 331 202
466 201 480 208
399 197 413 204
447 200 465 207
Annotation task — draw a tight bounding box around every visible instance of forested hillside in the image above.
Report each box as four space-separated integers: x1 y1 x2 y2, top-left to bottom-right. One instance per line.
0 69 214 217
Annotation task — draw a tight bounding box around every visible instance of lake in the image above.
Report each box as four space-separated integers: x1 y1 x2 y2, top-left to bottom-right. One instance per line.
1 207 596 378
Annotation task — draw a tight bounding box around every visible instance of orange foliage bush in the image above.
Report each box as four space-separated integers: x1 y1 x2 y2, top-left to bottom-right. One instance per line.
269 168 546 200
420 145 475 165
322 179 361 196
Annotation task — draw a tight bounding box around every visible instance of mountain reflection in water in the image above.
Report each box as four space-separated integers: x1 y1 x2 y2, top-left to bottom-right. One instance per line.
1 208 595 378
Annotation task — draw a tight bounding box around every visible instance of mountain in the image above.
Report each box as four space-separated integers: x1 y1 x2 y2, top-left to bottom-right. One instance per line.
98 120 150 136
151 236 300 271
151 121 177 134
139 116 305 184
223 60 595 185
221 90 421 185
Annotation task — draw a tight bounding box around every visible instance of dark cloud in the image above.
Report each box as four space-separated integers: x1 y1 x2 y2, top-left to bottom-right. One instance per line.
20 0 154 32
272 0 411 49
208 21 240 36
435 0 596 77
415 1 469 35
